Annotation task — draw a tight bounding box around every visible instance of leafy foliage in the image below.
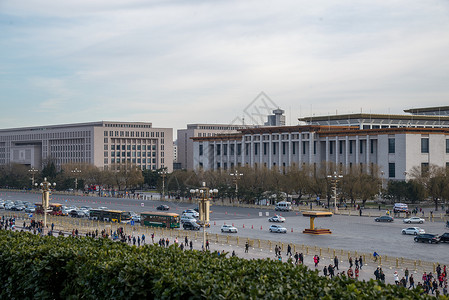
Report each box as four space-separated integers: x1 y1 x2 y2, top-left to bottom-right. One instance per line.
0 231 438 299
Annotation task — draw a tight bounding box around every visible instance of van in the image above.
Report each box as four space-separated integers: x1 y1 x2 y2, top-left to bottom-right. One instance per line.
275 201 292 212
393 203 408 213
180 215 197 224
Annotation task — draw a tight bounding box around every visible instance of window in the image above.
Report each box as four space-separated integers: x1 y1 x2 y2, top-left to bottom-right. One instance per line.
264 143 267 155
199 144 203 156
246 144 249 156
273 143 276 155
292 142 296 155
329 141 333 155
282 142 286 155
104 138 108 143
216 144 221 156
370 140 374 154
237 144 241 156
349 141 353 154
223 144 228 156
446 139 449 153
104 145 108 150
388 138 395 154
360 140 363 154
421 138 429 153
313 141 316 155
339 140 343 154
388 163 395 178
302 142 306 154
254 143 258 155
230 144 235 155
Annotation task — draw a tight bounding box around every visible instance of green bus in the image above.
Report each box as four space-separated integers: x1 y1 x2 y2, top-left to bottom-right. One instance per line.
141 211 180 228
89 209 132 223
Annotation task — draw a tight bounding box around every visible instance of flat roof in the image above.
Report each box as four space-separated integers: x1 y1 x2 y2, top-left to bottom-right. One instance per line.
404 106 449 113
298 113 449 122
302 211 333 217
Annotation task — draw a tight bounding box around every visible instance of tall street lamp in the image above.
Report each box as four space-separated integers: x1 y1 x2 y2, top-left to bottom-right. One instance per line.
71 167 81 191
159 169 167 200
230 170 243 202
327 171 343 213
35 177 56 234
28 167 38 187
190 182 218 250
379 171 384 202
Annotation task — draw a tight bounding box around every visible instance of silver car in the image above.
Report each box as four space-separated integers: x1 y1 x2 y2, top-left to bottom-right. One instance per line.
403 217 425 224
269 224 287 233
221 224 238 233
402 227 425 235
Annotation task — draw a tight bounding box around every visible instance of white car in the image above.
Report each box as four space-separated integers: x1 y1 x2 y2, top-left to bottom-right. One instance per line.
268 215 285 222
402 227 425 235
221 224 238 233
183 211 199 218
403 217 425 224
269 224 287 233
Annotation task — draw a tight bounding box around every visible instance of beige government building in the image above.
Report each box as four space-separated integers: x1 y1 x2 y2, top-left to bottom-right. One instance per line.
0 121 173 172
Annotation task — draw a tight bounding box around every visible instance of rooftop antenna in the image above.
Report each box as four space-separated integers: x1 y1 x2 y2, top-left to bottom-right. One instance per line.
242 116 245 126
289 106 292 126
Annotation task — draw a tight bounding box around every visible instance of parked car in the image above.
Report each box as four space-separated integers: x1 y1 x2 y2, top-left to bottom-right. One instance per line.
439 233 449 243
414 234 440 244
157 205 170 211
24 207 35 213
269 224 287 233
221 224 238 233
183 221 200 231
403 217 425 224
375 216 394 222
268 215 286 222
402 227 425 235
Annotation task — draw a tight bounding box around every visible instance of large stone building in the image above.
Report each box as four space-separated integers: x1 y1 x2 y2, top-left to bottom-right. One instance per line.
0 121 173 172
192 106 449 181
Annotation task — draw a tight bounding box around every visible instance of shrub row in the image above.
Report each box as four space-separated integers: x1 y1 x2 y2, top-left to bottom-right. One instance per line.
0 230 438 299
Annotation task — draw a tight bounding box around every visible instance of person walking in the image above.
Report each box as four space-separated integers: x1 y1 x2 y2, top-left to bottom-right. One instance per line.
394 271 399 285
349 257 353 268
245 241 249 253
409 274 415 289
323 265 328 277
334 256 339 270
287 244 292 257
206 239 210 250
185 236 188 246
359 255 363 269
328 264 334 278
404 268 409 285
189 240 193 250
355 266 359 280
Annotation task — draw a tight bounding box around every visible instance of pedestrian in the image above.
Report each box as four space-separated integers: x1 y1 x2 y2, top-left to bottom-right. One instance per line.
294 252 299 264
151 233 155 243
358 255 363 269
355 258 359 269
409 274 415 289
180 243 184 251
232 250 236 257
394 271 399 285
51 223 54 231
349 257 353 268
323 266 328 277
405 268 409 285
334 256 339 270
133 236 136 245
287 244 292 256
245 241 249 253
299 253 304 264
314 255 319 267
380 269 385 283
347 268 354 278
374 268 380 281
141 234 145 244
275 245 279 256
373 251 379 262
166 238 169 246
359 209 362 216
206 239 210 250
328 264 334 278
185 236 188 246
355 266 359 280
400 277 406 287
189 240 193 250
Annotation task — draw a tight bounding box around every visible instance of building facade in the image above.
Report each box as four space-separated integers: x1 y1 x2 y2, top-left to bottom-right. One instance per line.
0 121 173 172
177 124 253 170
193 109 449 181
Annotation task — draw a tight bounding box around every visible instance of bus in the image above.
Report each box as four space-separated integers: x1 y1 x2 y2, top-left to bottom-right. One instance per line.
141 212 180 228
35 203 65 216
89 209 132 223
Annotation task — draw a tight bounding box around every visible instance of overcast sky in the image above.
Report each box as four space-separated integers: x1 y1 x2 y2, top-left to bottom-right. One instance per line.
1 0 448 137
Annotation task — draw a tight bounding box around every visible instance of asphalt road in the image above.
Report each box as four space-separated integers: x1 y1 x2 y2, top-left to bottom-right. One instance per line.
2 190 448 264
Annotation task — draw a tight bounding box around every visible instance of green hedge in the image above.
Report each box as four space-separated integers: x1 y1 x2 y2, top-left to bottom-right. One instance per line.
0 231 439 299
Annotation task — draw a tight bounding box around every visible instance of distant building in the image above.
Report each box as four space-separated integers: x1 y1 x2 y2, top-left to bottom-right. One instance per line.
0 121 173 172
265 108 286 126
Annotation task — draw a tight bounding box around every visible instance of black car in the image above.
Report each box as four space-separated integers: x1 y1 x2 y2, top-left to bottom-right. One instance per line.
156 205 170 211
183 222 200 231
414 234 440 244
439 233 449 243
374 216 394 222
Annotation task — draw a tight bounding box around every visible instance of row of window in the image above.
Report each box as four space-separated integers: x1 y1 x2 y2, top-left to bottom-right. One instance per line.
105 152 158 158
106 145 157 151
108 158 157 164
104 131 164 138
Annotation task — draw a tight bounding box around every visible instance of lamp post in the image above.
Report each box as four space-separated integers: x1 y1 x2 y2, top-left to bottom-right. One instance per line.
159 169 167 200
28 167 38 187
71 168 81 192
35 177 56 234
190 182 218 250
379 171 384 202
230 170 243 202
327 171 343 213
